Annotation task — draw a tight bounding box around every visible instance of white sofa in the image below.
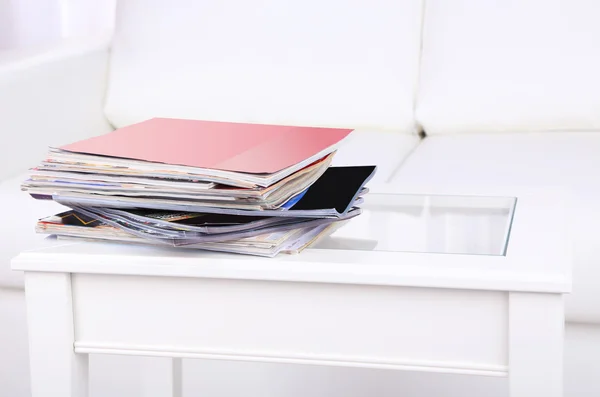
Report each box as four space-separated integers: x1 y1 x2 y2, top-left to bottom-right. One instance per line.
2 0 600 396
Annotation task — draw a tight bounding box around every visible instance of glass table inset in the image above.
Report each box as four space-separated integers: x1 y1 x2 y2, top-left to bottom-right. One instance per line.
312 193 517 256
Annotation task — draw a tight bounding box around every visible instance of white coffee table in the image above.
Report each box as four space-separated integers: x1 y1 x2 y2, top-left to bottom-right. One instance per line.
12 187 571 397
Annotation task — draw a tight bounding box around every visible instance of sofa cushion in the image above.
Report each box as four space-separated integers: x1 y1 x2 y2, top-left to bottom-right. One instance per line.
391 132 600 324
332 131 420 183
105 0 423 133
0 37 113 180
0 173 66 288
417 0 600 135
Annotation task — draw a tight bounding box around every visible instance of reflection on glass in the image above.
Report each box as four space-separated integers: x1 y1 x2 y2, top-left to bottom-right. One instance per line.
311 194 516 256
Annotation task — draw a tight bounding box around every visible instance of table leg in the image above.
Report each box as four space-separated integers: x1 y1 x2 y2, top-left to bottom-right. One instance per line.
508 292 564 397
173 358 183 397
141 357 183 397
24 272 88 397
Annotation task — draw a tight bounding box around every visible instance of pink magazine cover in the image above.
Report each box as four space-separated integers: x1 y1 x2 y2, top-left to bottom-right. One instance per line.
60 118 353 174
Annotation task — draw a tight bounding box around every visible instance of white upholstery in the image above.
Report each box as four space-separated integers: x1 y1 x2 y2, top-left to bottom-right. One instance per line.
105 0 423 133
0 35 113 180
331 131 420 183
417 0 600 135
391 132 600 323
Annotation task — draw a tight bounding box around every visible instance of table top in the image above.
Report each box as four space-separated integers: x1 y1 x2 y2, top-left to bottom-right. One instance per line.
12 185 572 293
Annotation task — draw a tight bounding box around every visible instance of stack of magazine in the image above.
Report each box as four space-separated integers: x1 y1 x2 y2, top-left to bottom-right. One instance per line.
22 118 376 257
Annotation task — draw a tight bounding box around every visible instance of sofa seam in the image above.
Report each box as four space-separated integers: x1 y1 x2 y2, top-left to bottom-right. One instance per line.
412 0 428 138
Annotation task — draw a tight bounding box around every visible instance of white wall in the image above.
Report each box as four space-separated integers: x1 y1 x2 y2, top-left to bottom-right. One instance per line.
0 0 115 50
0 0 16 49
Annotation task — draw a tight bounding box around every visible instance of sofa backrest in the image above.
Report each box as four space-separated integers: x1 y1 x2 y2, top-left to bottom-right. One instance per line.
106 0 600 136
417 0 600 135
104 0 423 133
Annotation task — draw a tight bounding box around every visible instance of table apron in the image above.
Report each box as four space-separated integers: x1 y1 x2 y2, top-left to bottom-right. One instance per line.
71 274 509 376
